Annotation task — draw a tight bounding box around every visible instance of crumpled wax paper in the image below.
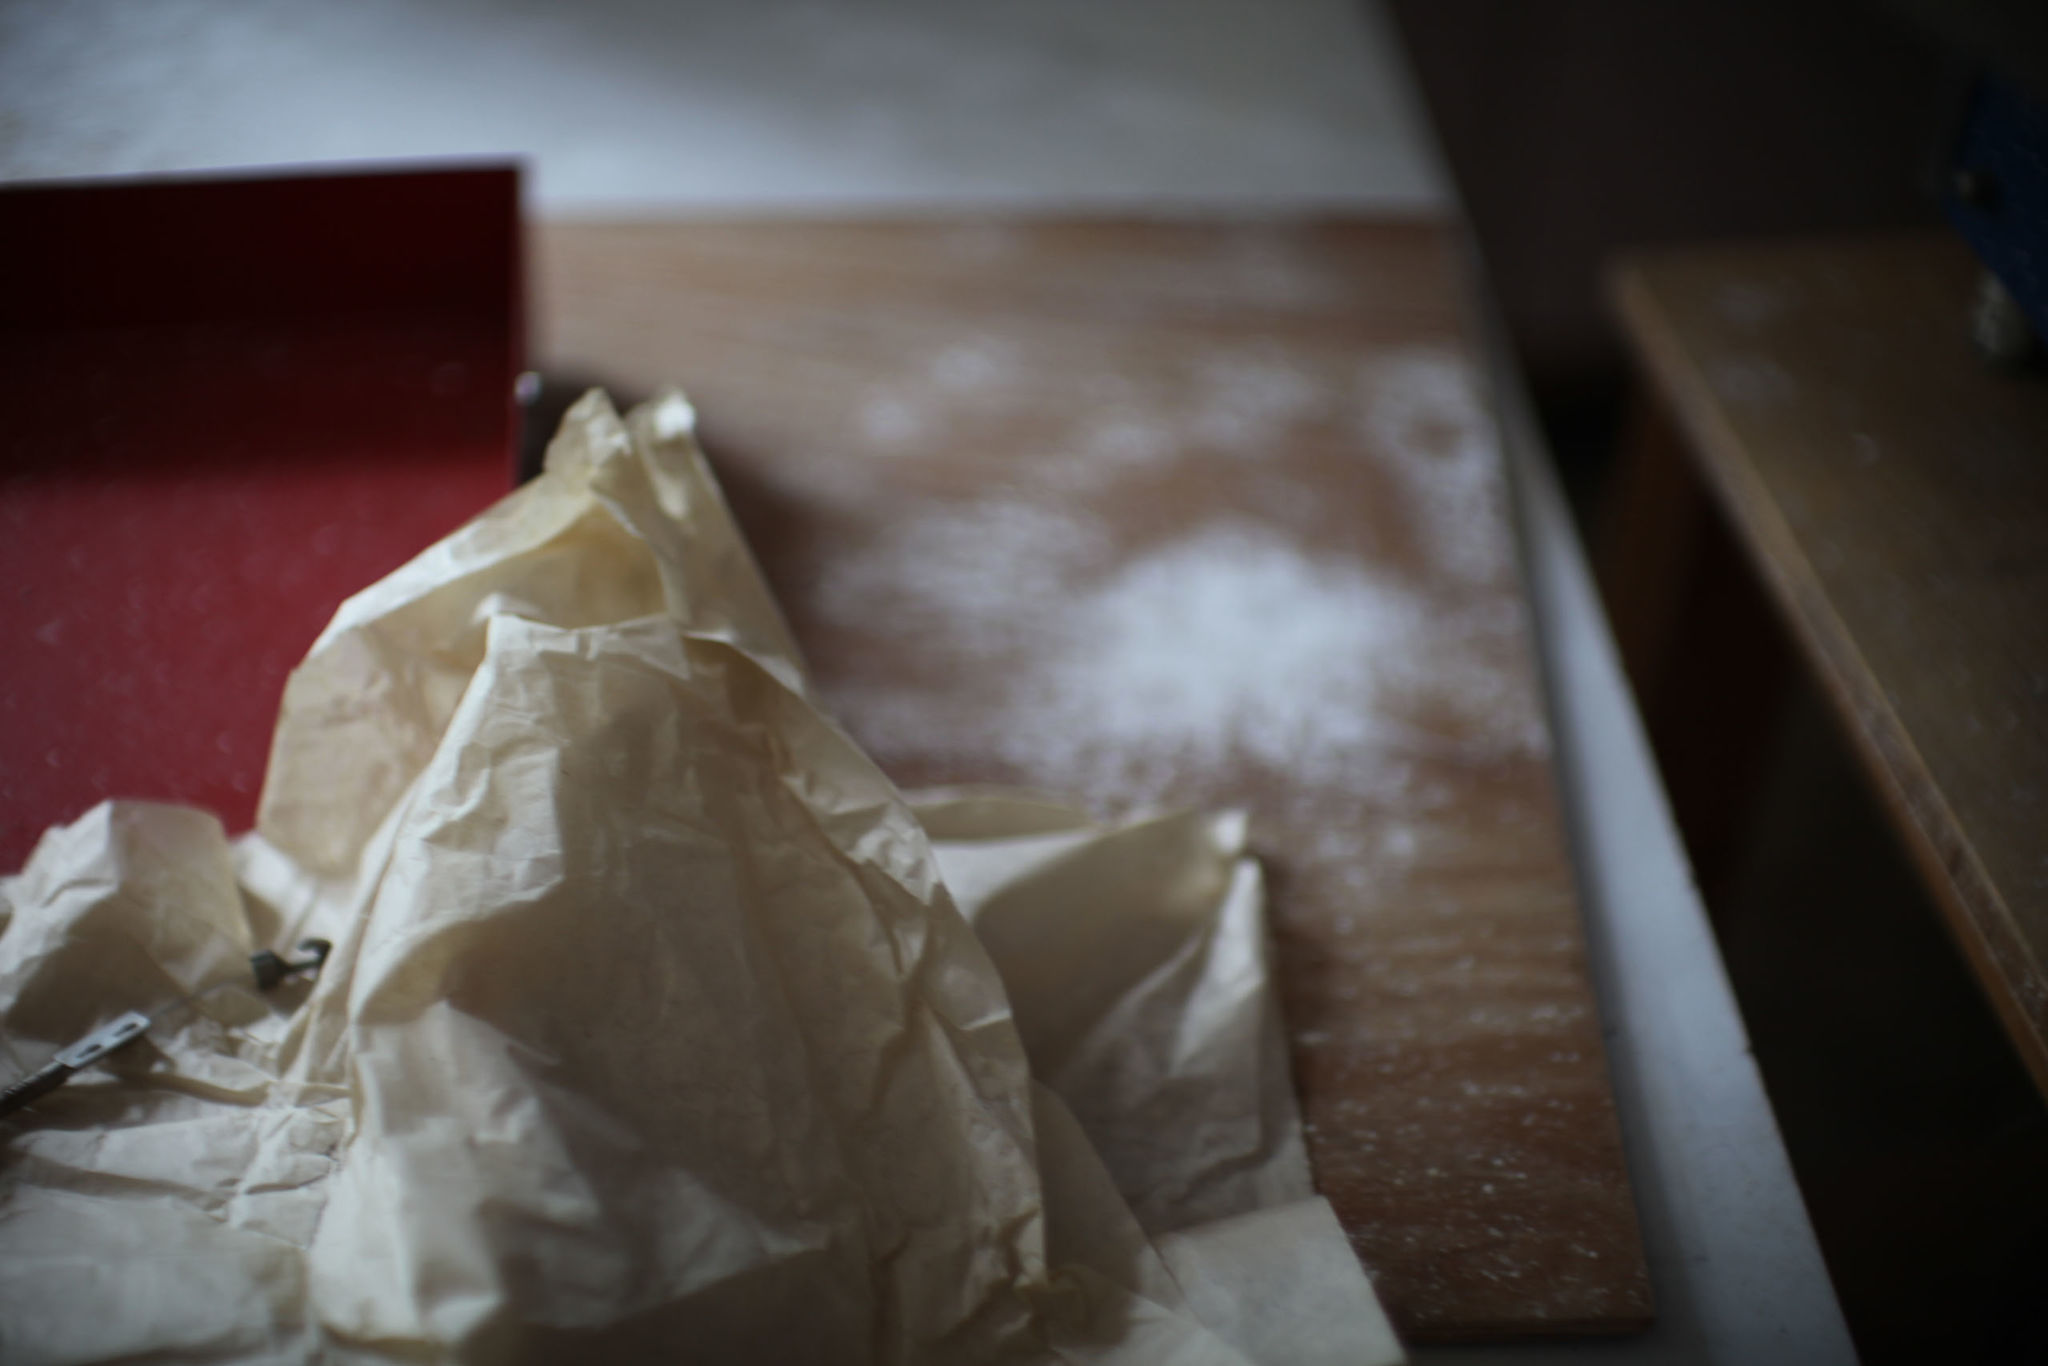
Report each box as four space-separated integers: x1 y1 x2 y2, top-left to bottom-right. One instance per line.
0 390 1403 1366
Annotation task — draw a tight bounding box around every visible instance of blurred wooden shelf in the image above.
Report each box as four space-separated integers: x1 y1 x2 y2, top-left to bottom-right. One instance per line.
1609 233 2048 1097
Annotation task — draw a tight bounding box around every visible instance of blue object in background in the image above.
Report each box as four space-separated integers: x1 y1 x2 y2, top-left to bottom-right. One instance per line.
1944 75 2048 344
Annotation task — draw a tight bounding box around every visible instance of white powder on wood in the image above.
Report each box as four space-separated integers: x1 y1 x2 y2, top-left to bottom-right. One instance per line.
815 507 1533 809
1189 349 1325 453
814 496 1110 657
808 344 1542 810
1355 349 1509 584
1002 521 1424 796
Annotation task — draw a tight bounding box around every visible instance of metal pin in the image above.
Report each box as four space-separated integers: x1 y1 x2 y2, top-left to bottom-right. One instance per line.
1 937 334 1121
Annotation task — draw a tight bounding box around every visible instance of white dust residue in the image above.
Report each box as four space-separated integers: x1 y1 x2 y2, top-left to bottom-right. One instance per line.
1355 348 1508 583
1188 349 1326 454
819 491 1548 810
859 392 929 447
929 337 1021 395
1006 521 1423 797
1389 597 1550 759
810 344 1547 808
1056 348 1330 489
819 508 1438 807
1081 416 1176 469
814 497 1109 656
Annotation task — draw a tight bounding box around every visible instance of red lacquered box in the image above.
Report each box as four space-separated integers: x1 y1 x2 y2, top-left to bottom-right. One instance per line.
0 164 523 869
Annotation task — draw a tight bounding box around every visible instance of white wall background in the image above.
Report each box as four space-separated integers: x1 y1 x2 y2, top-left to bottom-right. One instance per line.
0 0 1445 211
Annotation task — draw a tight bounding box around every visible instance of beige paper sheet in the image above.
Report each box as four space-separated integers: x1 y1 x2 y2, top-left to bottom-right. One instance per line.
0 390 1401 1366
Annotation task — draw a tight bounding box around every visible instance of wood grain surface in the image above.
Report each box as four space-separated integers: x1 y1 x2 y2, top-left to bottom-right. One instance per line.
1614 235 2048 1099
533 217 1649 1339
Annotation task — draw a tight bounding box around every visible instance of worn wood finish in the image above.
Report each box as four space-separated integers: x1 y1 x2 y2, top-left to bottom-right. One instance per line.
534 218 1650 1338
1614 234 2048 1097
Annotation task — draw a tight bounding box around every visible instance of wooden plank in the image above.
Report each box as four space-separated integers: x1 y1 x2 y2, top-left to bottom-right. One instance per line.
533 217 1650 1338
1613 234 2048 1097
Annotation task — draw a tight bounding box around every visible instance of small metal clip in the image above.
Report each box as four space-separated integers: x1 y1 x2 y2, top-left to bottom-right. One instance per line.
249 938 333 992
5 938 336 1122
54 1011 152 1069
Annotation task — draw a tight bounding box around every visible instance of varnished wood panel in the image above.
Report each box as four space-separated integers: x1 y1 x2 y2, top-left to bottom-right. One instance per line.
534 217 1649 1338
1614 234 2048 1097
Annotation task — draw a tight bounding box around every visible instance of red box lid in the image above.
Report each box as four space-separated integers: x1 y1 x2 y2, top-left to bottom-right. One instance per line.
1 164 523 869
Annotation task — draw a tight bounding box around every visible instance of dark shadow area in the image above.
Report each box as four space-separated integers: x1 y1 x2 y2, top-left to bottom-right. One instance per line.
1718 677 2048 1365
1390 0 1949 516
1395 10 2048 1353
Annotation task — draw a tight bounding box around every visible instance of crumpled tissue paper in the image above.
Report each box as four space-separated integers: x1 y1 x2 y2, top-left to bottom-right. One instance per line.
0 390 1402 1366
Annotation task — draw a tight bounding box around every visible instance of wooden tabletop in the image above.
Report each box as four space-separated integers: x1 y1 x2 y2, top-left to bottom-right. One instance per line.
533 217 1650 1339
1614 234 2048 1097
